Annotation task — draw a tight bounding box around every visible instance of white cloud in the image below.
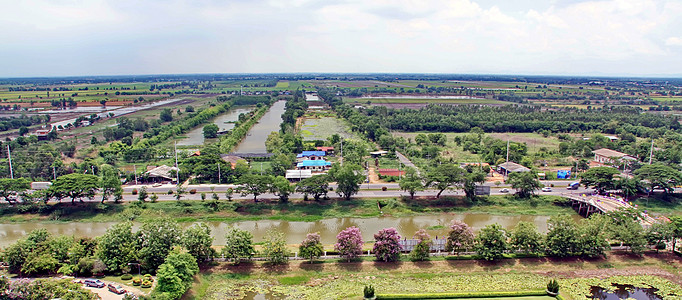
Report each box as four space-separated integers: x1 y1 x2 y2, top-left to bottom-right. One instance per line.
1 0 681 76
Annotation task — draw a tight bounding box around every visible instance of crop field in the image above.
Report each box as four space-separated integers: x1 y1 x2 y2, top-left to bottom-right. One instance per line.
300 116 356 141
344 97 508 105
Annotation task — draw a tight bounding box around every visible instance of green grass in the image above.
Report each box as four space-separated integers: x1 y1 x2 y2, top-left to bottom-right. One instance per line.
278 275 310 285
343 97 508 105
300 116 357 141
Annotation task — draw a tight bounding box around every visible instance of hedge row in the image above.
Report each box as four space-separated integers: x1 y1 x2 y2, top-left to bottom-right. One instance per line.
376 290 548 299
219 104 270 153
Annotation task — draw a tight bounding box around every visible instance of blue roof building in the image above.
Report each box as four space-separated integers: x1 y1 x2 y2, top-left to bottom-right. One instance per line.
296 160 332 170
297 151 327 158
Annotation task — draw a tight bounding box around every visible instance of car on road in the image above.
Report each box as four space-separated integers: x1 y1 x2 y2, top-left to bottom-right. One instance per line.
500 188 510 193
83 279 105 288
107 283 126 294
541 187 552 192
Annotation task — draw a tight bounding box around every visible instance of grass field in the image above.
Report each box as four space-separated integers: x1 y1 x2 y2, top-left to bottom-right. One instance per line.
392 132 560 156
300 116 356 141
343 97 508 105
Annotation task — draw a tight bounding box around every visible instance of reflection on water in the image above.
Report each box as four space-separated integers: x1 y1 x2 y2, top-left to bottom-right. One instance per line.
177 107 252 146
233 100 286 153
590 284 663 300
0 213 581 247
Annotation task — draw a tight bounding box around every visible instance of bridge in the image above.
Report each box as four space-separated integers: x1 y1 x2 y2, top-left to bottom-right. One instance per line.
563 193 657 226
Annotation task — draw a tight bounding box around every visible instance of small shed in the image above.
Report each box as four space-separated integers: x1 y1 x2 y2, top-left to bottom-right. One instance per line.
285 170 313 181
498 161 530 174
370 150 388 158
315 146 335 155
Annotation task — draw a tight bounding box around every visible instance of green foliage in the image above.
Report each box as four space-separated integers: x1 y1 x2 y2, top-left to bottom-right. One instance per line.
237 174 273 202
121 273 133 280
296 174 331 201
579 167 620 194
634 163 682 194
137 219 182 272
445 220 474 255
545 216 580 257
50 173 100 203
426 164 464 198
364 285 375 298
399 167 423 199
0 178 30 204
203 124 219 139
329 163 365 201
270 176 294 203
96 221 137 273
410 240 431 261
376 290 547 299
299 232 324 263
21 253 60 276
507 172 541 198
509 221 543 255
182 222 215 264
262 230 290 264
474 224 508 260
2 278 99 299
547 279 560 293
222 227 255 264
153 249 199 299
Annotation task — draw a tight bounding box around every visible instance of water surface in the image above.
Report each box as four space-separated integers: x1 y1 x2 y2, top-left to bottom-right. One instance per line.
233 100 286 153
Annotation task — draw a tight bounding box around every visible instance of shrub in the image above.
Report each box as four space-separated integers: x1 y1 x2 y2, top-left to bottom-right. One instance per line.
189 189 197 194
376 290 547 299
381 186 387 191
132 277 141 286
364 285 375 298
141 280 152 288
168 189 174 195
121 274 133 280
131 189 138 195
144 274 153 282
547 279 560 293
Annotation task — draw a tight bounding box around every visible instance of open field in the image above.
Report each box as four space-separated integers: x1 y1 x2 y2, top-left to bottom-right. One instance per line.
392 132 560 156
300 115 356 141
344 97 508 105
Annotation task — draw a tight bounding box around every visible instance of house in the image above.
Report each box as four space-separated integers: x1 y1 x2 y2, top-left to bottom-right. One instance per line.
285 169 313 181
35 129 51 140
498 161 531 174
592 148 637 165
378 169 405 177
220 154 247 169
604 136 620 142
297 151 326 162
144 165 179 183
370 150 388 158
315 146 335 155
296 160 332 171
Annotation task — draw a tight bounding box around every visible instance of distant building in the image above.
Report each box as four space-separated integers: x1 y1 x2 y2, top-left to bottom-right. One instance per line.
498 161 531 174
315 146 335 155
144 165 179 183
592 148 637 165
296 160 332 171
285 169 313 181
378 169 405 177
297 151 326 162
220 155 247 169
35 129 51 140
370 150 388 158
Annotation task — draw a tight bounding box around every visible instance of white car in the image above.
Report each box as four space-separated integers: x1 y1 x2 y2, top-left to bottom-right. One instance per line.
541 187 552 192
500 188 510 193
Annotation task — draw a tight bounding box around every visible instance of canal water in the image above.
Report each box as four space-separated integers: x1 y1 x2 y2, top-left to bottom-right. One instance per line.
177 107 253 146
232 100 286 153
0 213 581 247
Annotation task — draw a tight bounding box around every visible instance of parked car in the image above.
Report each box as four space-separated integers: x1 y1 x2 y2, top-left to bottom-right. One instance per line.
500 188 510 193
83 279 105 288
541 187 552 192
107 283 126 294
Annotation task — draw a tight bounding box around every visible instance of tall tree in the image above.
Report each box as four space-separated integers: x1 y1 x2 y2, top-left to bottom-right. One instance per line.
137 219 182 272
222 227 255 264
634 163 682 194
153 249 199 300
426 164 464 198
373 228 402 262
474 224 508 260
182 223 215 264
579 167 620 194
335 226 364 262
50 173 100 203
445 220 475 255
509 221 543 255
270 176 294 203
96 222 137 273
399 167 423 199
296 174 330 201
329 163 365 201
99 164 122 203
299 232 324 263
545 216 580 257
237 174 272 202
507 172 541 198
262 230 290 264
0 178 30 204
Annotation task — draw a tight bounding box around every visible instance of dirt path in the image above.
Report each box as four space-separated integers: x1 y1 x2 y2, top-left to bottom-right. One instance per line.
368 166 380 183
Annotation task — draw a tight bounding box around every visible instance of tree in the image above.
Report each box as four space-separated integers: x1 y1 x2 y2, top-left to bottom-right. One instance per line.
667 216 682 252
474 224 508 260
237 174 272 202
3 278 99 300
634 163 682 194
270 176 294 203
579 167 620 194
3 239 33 275
203 124 219 139
222 227 255 264
545 216 580 257
616 176 641 200
509 222 543 255
160 108 173 122
299 233 324 263
507 172 541 198
137 219 182 272
262 230 290 264
335 226 364 262
578 214 611 257
19 126 28 136
138 186 148 202
329 163 365 201
296 174 330 201
647 221 674 251
426 164 464 198
96 221 137 273
153 249 199 300
99 165 122 203
410 229 431 261
605 208 647 255
445 220 474 255
460 169 487 201
373 227 402 262
399 167 423 199
0 178 30 204
182 223 215 264
270 153 295 176
50 173 100 203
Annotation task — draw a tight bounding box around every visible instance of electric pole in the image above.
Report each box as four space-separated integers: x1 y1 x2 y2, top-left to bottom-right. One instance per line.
7 145 13 179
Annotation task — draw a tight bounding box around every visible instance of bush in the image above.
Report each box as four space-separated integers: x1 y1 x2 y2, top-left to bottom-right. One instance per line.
131 189 138 195
132 277 142 286
381 186 387 191
189 189 197 194
121 274 133 280
144 274 153 282
168 189 174 195
376 290 547 299
141 280 152 288
547 279 560 293
364 285 375 298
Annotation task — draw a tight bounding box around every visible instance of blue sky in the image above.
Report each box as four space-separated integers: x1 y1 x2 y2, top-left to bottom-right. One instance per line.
1 0 681 77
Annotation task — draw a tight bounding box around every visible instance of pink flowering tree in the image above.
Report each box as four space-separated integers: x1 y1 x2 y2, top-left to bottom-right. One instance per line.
335 226 364 262
299 232 324 263
373 227 403 262
446 220 475 255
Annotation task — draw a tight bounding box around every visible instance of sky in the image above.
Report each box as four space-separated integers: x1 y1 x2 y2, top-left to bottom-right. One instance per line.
1 0 682 77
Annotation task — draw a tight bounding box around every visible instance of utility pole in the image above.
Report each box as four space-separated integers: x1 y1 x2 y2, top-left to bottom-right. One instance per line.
174 141 179 184
505 139 510 177
340 139 343 166
134 165 138 185
648 138 654 165
7 145 13 179
218 163 221 184
53 165 56 180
